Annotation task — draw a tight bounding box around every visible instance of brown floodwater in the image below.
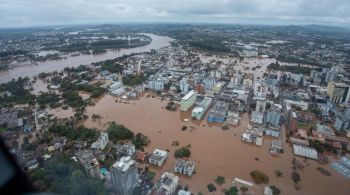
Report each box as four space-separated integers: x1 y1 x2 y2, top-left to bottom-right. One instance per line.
80 95 350 195
0 34 172 84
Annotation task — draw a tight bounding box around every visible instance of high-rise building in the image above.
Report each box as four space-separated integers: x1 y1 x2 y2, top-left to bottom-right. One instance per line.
75 150 101 178
111 156 139 195
179 78 189 93
152 172 178 195
327 81 350 104
148 80 164 91
180 90 197 111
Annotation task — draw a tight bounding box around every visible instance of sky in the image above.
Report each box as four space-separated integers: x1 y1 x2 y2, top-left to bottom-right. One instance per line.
0 0 350 28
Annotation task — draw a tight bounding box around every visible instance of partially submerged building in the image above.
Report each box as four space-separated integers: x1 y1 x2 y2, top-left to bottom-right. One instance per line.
173 159 195 176
180 90 197 111
111 156 139 195
207 101 228 123
149 149 168 166
191 96 212 120
292 144 318 160
151 172 179 195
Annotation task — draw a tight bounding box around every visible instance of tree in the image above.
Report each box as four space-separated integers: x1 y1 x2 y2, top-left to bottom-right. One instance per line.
240 186 248 193
215 175 226 185
107 121 134 142
274 170 283 177
250 170 269 184
292 171 301 183
132 133 150 150
270 186 281 195
225 187 238 195
174 147 191 158
207 183 217 192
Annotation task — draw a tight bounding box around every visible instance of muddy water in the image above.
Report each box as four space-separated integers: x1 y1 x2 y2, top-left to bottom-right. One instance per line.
82 95 350 195
0 34 172 83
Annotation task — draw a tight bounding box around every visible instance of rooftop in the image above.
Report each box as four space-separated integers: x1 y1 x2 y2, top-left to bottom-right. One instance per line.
182 90 196 101
113 156 135 172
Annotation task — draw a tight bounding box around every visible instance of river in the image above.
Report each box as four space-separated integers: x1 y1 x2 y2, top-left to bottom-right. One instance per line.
0 33 173 83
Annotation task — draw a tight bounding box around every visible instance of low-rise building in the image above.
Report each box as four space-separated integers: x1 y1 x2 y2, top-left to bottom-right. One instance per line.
292 144 318 160
331 157 350 179
26 159 39 170
149 149 168 166
174 159 195 176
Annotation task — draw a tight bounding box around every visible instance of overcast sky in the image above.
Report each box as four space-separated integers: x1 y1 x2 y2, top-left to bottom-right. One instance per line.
1 0 349 28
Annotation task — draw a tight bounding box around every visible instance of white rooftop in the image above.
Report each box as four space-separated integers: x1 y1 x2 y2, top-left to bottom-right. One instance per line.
182 90 196 101
153 149 167 157
293 144 318 160
113 156 135 172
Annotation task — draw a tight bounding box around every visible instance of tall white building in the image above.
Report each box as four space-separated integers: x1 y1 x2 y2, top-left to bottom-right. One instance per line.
179 78 189 93
148 80 164 91
91 132 109 150
180 90 197 111
111 156 139 195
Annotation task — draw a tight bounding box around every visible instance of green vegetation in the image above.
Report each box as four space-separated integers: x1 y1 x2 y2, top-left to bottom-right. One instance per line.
49 122 98 141
250 170 269 184
317 167 331 176
309 140 338 154
174 147 191 158
277 55 321 67
36 92 60 108
107 122 134 141
0 77 35 106
270 185 281 195
190 40 230 52
122 74 146 86
292 171 301 183
215 175 226 185
274 170 283 177
240 186 248 193
91 114 102 121
101 61 123 73
225 187 238 195
132 133 150 150
77 84 105 98
147 171 156 181
29 154 107 194
267 62 320 75
207 183 217 192
62 90 86 109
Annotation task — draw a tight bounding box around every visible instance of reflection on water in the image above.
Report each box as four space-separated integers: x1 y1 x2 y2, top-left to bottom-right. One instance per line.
0 33 172 83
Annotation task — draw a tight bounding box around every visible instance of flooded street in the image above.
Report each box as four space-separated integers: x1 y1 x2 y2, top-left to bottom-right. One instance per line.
82 95 350 195
0 33 172 83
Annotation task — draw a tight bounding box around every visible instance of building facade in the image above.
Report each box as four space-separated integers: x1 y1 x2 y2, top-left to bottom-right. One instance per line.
180 90 197 111
111 156 139 195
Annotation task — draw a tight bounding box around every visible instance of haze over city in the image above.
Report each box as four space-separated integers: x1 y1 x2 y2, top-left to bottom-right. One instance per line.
1 0 350 27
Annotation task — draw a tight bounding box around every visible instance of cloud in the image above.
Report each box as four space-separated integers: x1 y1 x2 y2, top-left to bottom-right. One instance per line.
0 0 349 27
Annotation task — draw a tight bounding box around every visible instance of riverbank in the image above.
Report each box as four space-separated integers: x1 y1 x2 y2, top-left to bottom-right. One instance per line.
0 33 173 84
